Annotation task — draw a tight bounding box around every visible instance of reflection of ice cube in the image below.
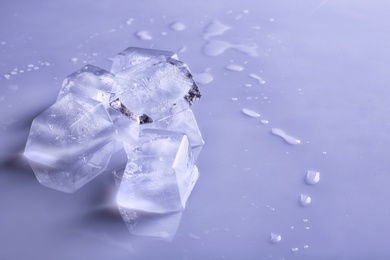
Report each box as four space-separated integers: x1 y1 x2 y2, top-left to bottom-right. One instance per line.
117 129 198 214
111 47 178 73
118 209 183 241
110 57 201 123
24 93 116 193
57 65 114 107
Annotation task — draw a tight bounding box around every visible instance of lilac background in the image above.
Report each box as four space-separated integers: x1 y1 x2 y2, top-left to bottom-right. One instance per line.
1 0 390 259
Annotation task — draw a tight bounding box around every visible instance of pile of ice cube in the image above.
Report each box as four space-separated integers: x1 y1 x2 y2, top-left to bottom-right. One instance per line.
24 47 204 240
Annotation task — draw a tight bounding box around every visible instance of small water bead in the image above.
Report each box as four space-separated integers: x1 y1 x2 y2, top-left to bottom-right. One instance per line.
306 170 320 185
241 108 260 118
170 22 186 31
202 40 258 57
203 20 231 39
126 18 134 25
269 233 282 243
135 30 152 40
300 194 311 206
3 74 11 79
271 128 301 145
291 247 299 252
261 119 269 124
225 64 244 72
193 72 213 85
303 245 309 249
249 73 266 84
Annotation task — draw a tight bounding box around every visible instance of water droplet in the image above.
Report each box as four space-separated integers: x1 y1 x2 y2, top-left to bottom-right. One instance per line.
241 108 260 118
135 30 152 40
231 97 238 101
70 57 78 64
261 119 269 124
10 71 17 75
225 64 244 72
291 247 299 252
27 64 34 68
271 128 301 145
33 66 39 70
3 74 11 79
303 245 309 249
126 18 134 25
203 20 231 39
194 72 213 85
170 21 186 31
306 170 320 185
249 73 266 84
302 218 309 223
300 194 311 206
270 233 281 243
203 40 258 57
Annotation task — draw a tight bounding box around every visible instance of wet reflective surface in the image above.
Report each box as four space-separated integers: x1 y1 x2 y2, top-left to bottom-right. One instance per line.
2 0 390 259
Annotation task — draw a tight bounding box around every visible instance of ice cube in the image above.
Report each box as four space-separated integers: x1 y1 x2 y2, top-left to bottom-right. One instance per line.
117 129 199 214
111 47 178 73
141 108 204 160
24 93 116 193
57 65 114 108
110 56 201 123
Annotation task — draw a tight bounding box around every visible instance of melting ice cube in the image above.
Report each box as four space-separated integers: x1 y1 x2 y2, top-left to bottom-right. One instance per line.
117 129 199 214
24 93 116 193
110 56 201 123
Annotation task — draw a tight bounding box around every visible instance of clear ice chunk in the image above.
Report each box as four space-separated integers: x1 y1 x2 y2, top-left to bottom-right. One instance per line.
141 108 204 160
110 56 201 123
24 93 116 193
57 65 114 107
111 47 178 74
117 129 199 214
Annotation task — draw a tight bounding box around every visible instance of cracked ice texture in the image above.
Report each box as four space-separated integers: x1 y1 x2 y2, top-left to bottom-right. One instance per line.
110 55 201 123
117 129 199 214
24 93 116 193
